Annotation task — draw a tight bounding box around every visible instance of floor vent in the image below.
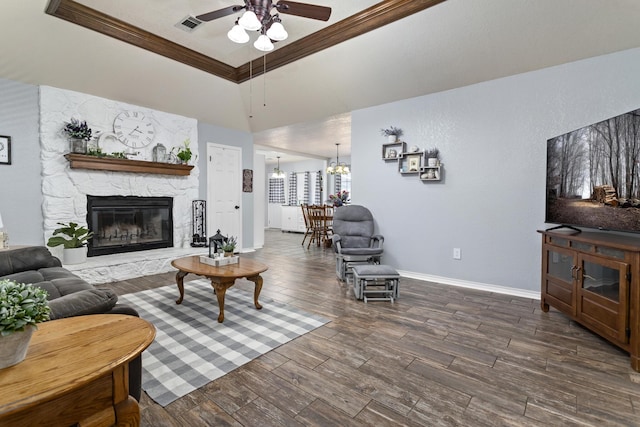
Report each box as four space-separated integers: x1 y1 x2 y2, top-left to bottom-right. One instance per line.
175 15 204 32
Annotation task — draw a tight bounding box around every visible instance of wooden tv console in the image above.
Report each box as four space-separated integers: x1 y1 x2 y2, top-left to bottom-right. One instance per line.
539 229 640 371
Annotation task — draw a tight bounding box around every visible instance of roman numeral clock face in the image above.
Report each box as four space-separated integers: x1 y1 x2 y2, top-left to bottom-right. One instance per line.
113 111 155 149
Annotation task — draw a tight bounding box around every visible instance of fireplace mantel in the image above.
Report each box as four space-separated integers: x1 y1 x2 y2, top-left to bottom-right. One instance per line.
64 154 194 176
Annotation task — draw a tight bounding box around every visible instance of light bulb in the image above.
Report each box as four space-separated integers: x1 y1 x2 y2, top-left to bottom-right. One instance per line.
227 24 249 43
266 22 288 41
239 10 261 31
254 34 274 52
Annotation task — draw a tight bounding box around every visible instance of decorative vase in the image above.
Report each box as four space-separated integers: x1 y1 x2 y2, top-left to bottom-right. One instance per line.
152 143 167 162
63 246 87 265
0 326 35 369
70 138 87 154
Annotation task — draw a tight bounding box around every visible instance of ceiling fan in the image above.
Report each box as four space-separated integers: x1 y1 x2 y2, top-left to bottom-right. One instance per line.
196 1 332 51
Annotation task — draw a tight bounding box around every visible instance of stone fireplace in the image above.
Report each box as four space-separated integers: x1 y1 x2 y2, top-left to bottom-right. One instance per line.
87 195 174 257
39 86 200 282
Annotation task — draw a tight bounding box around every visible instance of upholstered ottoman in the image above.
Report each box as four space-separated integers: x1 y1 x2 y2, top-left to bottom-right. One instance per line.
351 264 399 302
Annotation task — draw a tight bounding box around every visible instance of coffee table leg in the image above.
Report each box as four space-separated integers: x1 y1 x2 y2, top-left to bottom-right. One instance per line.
175 270 188 304
246 274 263 310
211 278 235 323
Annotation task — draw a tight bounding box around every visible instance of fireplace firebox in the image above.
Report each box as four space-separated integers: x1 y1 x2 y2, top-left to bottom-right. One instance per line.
87 195 173 257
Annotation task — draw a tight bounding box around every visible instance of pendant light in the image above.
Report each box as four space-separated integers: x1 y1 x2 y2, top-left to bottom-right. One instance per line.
326 143 350 175
272 156 285 178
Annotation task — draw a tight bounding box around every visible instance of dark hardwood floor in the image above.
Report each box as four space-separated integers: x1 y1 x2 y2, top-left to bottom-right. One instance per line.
102 230 640 426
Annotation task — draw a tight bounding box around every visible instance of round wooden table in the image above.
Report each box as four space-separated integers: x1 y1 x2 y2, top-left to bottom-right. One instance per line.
0 315 155 427
171 256 269 323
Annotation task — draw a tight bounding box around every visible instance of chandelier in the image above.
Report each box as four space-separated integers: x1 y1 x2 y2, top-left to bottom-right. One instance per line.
227 7 288 52
272 156 285 178
326 143 350 175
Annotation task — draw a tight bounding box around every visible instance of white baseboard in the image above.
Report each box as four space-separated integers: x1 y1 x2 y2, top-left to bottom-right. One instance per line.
397 270 540 300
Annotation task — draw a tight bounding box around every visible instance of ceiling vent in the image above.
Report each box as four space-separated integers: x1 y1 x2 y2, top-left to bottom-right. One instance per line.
175 16 204 33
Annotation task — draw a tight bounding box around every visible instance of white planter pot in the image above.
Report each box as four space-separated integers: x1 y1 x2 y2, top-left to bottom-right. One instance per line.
427 158 438 167
0 326 34 369
387 135 397 143
63 246 87 265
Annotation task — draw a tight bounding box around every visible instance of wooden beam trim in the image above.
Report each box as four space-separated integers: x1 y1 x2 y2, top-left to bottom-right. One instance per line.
46 0 238 82
236 0 448 82
45 0 447 84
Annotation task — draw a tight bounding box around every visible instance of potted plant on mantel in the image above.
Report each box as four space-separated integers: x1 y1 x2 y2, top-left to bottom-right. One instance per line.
46 222 94 265
63 118 93 154
172 138 195 165
380 126 404 143
0 280 50 369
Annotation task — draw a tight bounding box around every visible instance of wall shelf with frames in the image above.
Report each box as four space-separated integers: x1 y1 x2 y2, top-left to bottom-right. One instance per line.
382 141 405 161
419 165 442 181
398 151 423 174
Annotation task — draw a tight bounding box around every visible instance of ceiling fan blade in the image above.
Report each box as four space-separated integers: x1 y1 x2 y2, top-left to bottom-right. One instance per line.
276 1 331 21
196 5 245 22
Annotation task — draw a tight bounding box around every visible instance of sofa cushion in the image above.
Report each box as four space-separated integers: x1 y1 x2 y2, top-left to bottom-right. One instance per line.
0 246 61 277
48 288 118 320
0 270 45 284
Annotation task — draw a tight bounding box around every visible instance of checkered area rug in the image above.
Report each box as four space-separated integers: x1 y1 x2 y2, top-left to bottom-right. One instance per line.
119 280 329 406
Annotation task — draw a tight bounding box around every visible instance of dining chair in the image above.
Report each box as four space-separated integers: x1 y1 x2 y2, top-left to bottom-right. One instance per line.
300 204 313 246
307 205 331 248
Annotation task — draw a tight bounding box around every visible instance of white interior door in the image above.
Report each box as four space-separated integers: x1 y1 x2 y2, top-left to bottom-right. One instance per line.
207 143 242 250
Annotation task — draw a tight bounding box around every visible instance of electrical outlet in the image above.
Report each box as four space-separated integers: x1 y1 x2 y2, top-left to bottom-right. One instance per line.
453 248 461 260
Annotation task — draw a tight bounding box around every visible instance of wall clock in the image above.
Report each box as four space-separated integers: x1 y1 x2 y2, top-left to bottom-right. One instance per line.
113 111 155 149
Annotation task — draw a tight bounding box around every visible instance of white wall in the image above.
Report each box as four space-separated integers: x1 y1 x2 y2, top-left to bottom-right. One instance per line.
352 48 640 294
0 78 41 244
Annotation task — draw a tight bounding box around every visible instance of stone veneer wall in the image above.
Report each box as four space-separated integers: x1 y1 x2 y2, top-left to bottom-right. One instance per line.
39 86 199 253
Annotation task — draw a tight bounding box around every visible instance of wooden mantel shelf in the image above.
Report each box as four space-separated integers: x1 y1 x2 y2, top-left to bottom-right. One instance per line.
64 153 194 176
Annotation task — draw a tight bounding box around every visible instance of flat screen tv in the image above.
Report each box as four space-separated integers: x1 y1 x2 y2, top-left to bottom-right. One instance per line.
546 108 640 233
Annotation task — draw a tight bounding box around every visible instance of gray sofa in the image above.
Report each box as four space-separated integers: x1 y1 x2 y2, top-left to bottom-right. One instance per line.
0 246 143 401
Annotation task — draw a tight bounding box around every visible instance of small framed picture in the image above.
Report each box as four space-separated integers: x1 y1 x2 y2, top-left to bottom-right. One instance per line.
0 136 11 165
243 169 253 192
408 157 419 172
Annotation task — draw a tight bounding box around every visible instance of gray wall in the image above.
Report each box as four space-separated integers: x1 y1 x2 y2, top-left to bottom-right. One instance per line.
0 78 42 244
197 122 254 249
352 47 640 293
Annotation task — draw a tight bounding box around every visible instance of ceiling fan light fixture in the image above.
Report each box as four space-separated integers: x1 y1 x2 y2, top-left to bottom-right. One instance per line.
239 10 261 31
227 23 249 43
254 34 274 52
266 21 288 41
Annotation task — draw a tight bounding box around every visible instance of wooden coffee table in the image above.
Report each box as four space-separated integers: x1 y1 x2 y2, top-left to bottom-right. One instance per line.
0 314 155 427
171 256 269 323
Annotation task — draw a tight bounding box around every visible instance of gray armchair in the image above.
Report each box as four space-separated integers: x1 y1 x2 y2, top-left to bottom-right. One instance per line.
331 205 384 281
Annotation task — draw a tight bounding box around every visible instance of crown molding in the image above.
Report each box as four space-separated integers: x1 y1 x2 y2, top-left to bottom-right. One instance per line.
46 0 446 84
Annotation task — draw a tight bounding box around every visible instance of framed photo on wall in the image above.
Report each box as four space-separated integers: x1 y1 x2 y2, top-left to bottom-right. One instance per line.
243 169 253 192
0 136 11 165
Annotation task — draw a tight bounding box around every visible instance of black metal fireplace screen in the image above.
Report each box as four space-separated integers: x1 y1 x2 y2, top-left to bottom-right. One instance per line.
87 195 173 257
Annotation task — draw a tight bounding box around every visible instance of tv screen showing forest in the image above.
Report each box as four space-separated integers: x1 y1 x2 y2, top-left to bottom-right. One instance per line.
546 107 640 233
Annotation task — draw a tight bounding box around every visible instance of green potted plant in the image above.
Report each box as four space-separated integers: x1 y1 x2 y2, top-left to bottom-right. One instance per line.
63 118 93 154
221 236 237 257
380 126 403 142
0 280 51 369
172 138 195 164
46 222 94 265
